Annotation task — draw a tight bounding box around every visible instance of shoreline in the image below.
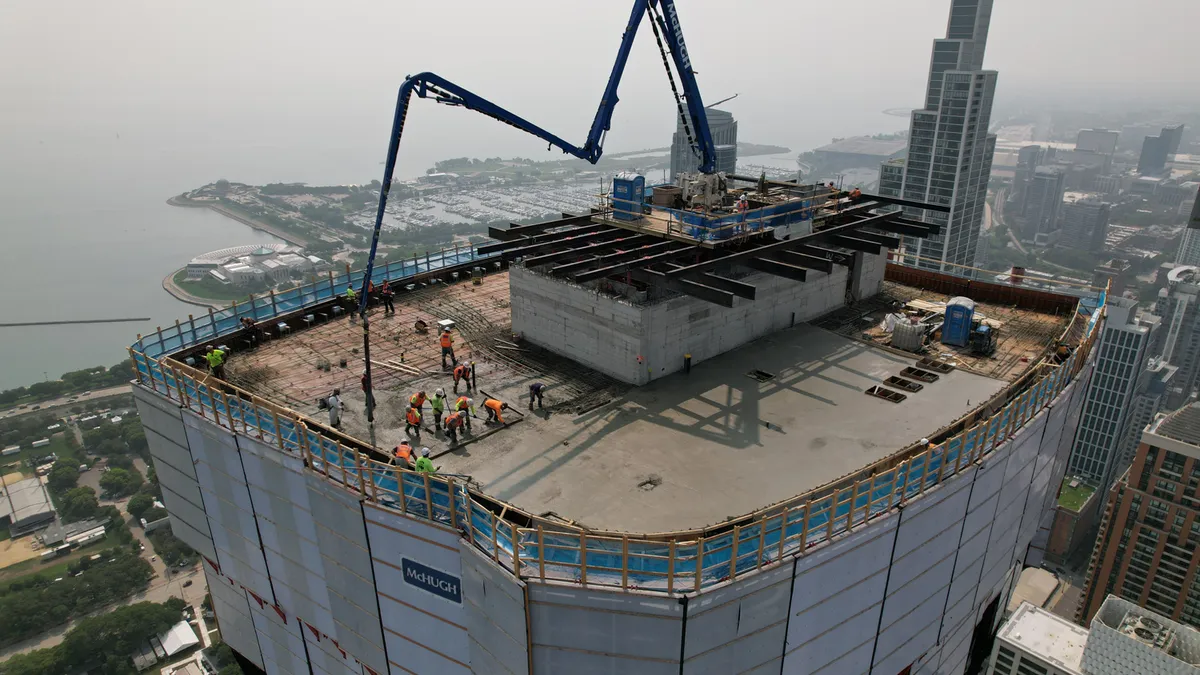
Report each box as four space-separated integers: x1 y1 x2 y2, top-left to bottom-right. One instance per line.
166 194 309 246
161 268 224 310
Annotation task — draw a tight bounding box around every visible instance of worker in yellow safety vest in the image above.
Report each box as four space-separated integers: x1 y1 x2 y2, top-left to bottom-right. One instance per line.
439 328 457 368
204 345 226 379
454 396 474 430
405 406 422 437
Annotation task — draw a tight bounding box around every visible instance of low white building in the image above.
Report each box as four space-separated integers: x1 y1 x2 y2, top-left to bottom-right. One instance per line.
988 596 1200 675
186 244 329 286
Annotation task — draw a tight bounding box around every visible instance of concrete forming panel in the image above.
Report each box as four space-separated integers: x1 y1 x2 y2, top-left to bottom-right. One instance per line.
682 561 794 674
364 503 470 675
183 410 275 602
132 383 189 449
783 515 900 675
205 559 265 670
527 583 682 674
305 627 366 675
249 595 310 675
461 543 529 675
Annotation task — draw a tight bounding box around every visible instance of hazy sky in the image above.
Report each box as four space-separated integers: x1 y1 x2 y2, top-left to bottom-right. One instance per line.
2 0 1198 181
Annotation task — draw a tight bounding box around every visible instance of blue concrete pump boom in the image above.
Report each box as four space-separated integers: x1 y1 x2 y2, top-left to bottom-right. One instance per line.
355 0 716 442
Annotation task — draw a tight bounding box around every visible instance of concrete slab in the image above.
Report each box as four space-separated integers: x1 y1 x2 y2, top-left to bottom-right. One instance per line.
436 323 1008 533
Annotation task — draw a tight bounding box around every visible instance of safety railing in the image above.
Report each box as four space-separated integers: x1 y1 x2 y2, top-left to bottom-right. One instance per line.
129 255 1105 595
134 246 491 360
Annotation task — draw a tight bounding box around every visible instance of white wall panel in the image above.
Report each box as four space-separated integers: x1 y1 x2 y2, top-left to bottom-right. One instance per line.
683 562 793 674
784 516 898 674
205 559 264 670
250 599 309 675
365 503 469 675
461 544 528 675
132 383 190 449
184 410 275 601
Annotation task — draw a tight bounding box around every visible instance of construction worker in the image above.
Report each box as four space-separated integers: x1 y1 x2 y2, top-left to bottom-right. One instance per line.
484 398 508 425
529 382 546 410
204 345 226 379
414 448 435 473
345 285 358 322
393 440 415 468
454 396 475 430
445 410 466 444
439 328 457 368
327 388 343 429
405 406 422 437
430 388 447 431
409 390 427 414
380 281 395 314
849 187 863 201
452 362 472 394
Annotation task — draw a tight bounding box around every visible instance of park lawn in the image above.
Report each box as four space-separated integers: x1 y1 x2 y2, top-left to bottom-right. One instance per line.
1057 479 1095 512
172 268 265 303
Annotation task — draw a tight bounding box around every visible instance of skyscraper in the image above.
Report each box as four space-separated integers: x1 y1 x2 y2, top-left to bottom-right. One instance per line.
1011 144 1045 206
1153 266 1200 409
1079 404 1200 627
671 108 736 180
1022 167 1066 244
1138 125 1184 177
1060 198 1111 253
878 0 998 273
1177 188 1200 266
1067 297 1157 494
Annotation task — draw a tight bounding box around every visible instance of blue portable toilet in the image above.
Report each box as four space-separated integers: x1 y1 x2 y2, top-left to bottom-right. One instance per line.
941 296 976 347
612 172 645 221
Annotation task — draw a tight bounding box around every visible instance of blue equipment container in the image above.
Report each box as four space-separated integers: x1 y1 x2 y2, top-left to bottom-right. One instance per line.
612 173 645 221
941 296 976 347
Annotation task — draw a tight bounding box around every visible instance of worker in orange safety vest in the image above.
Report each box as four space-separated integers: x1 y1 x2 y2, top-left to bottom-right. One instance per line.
393 440 415 468
454 396 475 430
405 406 422 437
452 362 472 394
484 398 508 424
409 390 426 413
439 328 457 368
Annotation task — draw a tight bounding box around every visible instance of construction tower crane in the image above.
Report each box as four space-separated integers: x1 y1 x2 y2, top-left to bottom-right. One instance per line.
355 0 718 443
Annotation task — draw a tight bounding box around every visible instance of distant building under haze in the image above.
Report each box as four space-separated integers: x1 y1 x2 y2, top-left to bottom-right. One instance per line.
671 108 736 180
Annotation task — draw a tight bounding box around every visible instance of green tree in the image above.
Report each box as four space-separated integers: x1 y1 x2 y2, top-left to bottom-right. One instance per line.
59 486 100 522
126 493 154 520
47 462 79 493
100 468 143 497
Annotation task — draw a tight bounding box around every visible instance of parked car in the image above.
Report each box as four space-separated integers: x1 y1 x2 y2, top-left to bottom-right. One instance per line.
183 580 193 588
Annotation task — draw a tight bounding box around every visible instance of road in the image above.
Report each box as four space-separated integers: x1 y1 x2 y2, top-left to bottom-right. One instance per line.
2 385 131 419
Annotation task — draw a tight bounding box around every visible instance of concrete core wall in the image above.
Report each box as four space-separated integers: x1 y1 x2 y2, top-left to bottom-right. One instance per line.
509 251 886 385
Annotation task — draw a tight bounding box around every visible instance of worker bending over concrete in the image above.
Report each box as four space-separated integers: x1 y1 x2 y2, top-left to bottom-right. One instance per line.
430 388 447 430
454 396 475 430
452 363 472 394
529 382 546 410
484 398 508 424
439 328 457 368
204 345 226 379
444 410 466 444
405 406 422 437
409 390 426 414
393 440 414 468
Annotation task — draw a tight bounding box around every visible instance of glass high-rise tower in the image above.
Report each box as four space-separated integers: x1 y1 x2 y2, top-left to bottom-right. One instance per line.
879 0 998 273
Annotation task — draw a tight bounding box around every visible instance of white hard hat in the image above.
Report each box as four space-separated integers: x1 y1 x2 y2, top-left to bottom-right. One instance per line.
920 438 930 445
435 388 445 398
465 397 473 405
421 447 430 457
